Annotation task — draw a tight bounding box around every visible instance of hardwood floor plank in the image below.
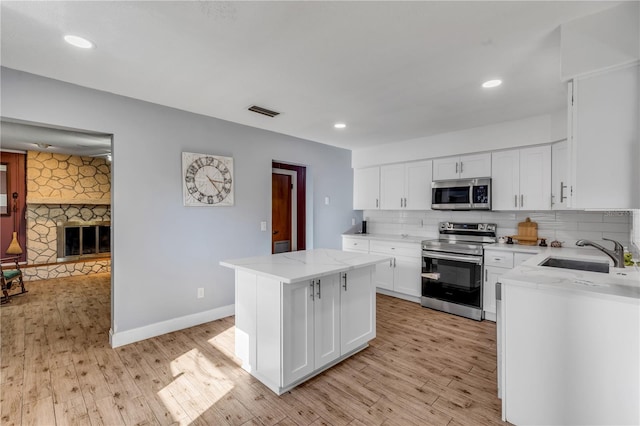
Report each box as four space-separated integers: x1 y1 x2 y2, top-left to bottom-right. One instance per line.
52 395 91 426
0 381 23 426
21 396 56 426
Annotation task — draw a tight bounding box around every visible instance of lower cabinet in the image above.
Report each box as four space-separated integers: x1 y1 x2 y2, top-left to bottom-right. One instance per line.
369 240 422 299
283 275 341 386
340 266 376 354
240 265 376 395
483 249 535 321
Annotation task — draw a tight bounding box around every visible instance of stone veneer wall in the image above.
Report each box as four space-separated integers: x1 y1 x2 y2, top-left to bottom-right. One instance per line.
25 151 111 281
27 151 110 204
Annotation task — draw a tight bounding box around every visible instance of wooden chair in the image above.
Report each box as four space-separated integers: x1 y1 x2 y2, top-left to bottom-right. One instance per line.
1 256 27 304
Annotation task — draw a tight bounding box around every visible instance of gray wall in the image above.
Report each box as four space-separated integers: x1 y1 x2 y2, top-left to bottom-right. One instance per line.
1 67 357 340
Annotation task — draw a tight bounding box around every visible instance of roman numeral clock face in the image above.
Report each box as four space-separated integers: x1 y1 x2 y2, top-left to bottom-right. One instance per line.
182 152 234 206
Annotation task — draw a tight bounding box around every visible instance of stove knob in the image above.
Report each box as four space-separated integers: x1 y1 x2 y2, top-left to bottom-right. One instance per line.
478 224 486 231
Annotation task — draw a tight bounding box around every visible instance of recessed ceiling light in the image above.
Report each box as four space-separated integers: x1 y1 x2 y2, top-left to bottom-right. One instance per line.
334 123 346 129
482 79 502 88
64 35 94 49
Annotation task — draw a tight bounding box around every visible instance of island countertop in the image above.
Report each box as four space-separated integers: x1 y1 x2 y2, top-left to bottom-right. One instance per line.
220 248 392 284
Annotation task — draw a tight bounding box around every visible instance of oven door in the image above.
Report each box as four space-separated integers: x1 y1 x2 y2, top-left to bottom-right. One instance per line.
421 250 483 309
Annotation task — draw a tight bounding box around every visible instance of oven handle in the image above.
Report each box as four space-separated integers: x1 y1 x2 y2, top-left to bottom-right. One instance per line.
423 251 483 265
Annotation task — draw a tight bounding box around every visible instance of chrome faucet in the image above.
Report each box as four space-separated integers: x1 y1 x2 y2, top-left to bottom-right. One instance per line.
575 238 625 268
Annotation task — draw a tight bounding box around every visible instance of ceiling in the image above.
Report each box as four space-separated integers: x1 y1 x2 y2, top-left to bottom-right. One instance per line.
0 1 625 153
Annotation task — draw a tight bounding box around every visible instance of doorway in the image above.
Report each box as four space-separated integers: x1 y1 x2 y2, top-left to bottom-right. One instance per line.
272 162 306 254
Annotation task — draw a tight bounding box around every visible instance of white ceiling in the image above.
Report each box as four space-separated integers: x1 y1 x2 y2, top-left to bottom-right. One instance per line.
0 1 624 152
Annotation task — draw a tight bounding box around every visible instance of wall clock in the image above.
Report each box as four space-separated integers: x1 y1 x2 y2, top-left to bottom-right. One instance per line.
182 152 234 206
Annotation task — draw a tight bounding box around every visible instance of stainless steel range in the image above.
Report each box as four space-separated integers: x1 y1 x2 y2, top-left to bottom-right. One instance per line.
421 222 497 320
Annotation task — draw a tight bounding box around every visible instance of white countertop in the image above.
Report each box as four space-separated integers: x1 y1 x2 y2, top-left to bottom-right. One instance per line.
342 232 424 244
220 248 392 284
502 248 640 300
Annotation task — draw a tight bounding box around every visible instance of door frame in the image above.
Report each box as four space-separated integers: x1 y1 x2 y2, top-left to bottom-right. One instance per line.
272 161 306 251
272 168 297 251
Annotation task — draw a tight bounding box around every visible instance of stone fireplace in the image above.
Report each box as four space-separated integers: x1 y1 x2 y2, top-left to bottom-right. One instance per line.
24 151 111 280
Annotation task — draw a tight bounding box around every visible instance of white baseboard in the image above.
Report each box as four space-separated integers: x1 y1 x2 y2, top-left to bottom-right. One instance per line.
109 304 235 348
375 287 420 304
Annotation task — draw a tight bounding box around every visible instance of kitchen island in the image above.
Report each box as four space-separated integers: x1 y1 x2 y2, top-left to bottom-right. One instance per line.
220 248 391 395
499 250 640 425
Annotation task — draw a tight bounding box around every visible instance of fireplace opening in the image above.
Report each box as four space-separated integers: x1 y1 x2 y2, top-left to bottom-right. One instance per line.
57 221 111 261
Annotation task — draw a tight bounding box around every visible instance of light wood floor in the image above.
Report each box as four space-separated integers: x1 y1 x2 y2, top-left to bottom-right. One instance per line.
1 273 508 425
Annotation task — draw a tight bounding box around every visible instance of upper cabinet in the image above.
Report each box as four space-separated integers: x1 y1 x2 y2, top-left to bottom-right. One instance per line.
380 161 432 210
551 140 570 210
353 166 380 210
568 64 639 209
492 146 551 211
432 153 491 181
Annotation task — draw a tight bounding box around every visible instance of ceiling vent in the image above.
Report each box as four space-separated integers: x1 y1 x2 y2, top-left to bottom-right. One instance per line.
248 105 280 118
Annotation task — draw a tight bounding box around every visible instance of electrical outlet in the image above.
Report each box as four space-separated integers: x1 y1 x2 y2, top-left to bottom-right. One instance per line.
324 196 330 205
197 288 204 299
352 218 356 225
260 221 267 231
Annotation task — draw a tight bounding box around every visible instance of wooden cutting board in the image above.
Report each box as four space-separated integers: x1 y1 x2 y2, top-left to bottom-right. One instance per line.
514 217 538 245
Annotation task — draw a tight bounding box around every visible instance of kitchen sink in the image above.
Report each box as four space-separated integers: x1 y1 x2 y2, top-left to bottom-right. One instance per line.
539 257 610 273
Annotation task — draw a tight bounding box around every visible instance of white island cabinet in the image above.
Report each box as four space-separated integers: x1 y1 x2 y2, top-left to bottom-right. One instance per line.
221 249 390 395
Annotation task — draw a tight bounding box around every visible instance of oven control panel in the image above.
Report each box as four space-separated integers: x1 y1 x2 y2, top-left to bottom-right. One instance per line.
439 222 496 233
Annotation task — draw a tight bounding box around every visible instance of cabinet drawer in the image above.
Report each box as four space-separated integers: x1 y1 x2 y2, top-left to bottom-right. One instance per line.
483 250 514 268
342 237 369 252
369 240 420 257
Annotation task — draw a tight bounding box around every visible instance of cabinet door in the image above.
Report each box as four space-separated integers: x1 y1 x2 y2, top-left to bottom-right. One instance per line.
380 164 405 210
492 149 520 210
483 266 505 321
519 145 551 210
340 266 376 354
373 259 394 291
405 160 432 210
393 255 421 297
551 141 569 210
571 64 639 209
433 157 460 181
353 167 380 210
313 276 341 368
282 281 314 386
460 153 492 178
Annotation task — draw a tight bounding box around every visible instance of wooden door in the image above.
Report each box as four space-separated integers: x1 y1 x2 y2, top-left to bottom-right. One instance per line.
272 173 292 254
0 152 27 261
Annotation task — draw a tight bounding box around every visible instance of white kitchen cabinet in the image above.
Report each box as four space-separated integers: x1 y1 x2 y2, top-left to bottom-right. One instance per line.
283 273 363 388
282 280 315 385
433 153 491 181
380 160 432 210
282 275 342 386
551 140 570 210
353 166 380 210
340 267 376 354
501 280 640 425
491 146 551 210
568 63 639 209
483 249 535 321
370 240 421 299
341 236 369 253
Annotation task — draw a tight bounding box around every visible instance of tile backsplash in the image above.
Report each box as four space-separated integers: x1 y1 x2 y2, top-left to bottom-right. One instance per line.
362 209 633 250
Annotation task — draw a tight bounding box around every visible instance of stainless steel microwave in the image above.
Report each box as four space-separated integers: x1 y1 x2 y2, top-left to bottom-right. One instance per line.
431 178 491 210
